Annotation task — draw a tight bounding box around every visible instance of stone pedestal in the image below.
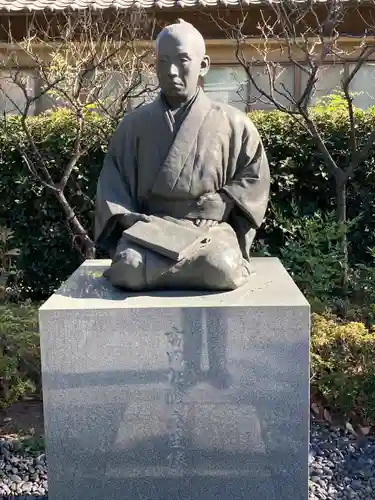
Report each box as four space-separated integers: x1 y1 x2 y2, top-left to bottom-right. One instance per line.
39 257 310 500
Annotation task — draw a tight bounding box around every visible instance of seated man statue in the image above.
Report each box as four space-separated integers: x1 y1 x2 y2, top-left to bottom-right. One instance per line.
94 20 270 292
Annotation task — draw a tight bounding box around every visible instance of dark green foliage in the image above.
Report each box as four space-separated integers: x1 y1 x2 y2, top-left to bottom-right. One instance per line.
262 207 375 323
0 302 40 407
1 103 375 298
0 109 114 299
312 313 375 422
251 105 375 265
3 100 375 417
272 210 345 303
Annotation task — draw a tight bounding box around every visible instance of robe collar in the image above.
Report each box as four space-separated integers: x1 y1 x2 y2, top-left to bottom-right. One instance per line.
160 88 200 134
160 87 199 110
150 88 214 195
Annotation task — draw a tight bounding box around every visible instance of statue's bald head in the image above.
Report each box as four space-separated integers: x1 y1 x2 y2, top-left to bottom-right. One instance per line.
155 20 210 106
156 20 206 59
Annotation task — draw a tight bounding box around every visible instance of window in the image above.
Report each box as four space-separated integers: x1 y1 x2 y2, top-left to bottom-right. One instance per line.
35 69 159 114
94 70 138 112
203 66 248 112
299 64 345 105
0 71 37 115
249 64 295 110
203 64 295 112
129 71 159 110
349 62 375 109
84 69 158 113
36 77 67 113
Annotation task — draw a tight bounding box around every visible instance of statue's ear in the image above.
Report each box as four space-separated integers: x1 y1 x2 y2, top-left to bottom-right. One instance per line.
200 55 210 78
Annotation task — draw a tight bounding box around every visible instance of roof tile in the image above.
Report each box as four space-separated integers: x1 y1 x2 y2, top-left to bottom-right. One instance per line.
0 0 334 10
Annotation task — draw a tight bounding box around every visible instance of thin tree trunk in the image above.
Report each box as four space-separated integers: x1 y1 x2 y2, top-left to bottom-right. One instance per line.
335 172 348 293
54 190 95 259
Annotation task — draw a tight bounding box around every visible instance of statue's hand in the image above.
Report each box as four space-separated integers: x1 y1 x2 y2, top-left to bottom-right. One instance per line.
119 213 152 229
194 219 219 228
199 191 234 207
196 191 235 224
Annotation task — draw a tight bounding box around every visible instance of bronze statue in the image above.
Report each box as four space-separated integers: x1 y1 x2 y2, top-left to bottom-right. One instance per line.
94 20 270 291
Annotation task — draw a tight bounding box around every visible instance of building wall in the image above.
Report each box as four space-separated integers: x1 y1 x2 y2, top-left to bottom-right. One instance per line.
203 41 375 111
1 7 375 114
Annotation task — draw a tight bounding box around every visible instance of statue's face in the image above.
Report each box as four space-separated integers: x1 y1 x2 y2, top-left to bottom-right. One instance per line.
156 31 209 102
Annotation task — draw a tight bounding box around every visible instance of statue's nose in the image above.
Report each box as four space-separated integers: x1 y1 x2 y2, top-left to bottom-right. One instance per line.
168 64 179 77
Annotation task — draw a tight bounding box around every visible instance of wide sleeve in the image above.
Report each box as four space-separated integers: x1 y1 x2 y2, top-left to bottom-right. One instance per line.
221 116 270 229
94 117 138 251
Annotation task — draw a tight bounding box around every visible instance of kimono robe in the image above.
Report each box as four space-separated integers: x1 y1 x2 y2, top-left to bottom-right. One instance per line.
94 89 270 291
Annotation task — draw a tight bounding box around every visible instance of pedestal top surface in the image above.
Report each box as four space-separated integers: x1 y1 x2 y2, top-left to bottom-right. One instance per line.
40 257 309 311
41 257 308 311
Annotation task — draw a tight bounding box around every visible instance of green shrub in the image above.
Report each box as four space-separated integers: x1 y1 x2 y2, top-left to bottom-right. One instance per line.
0 302 40 408
3 303 375 423
2 103 375 299
311 313 375 422
268 209 344 303
252 206 375 320
0 109 113 299
251 105 375 265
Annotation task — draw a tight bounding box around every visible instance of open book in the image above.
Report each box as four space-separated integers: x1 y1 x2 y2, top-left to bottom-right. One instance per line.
122 217 211 262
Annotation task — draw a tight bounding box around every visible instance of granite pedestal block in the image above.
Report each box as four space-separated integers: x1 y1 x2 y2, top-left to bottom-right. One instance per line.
39 257 310 500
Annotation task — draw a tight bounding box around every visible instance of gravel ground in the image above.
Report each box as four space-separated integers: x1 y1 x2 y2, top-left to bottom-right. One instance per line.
310 417 375 500
0 438 47 498
2 417 375 499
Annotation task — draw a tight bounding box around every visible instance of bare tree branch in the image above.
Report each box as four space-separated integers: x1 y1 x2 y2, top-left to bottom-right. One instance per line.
207 0 375 290
0 7 157 258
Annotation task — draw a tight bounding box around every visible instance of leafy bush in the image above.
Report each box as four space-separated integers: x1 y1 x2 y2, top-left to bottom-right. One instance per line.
0 303 40 408
252 206 375 322
311 313 375 422
251 104 375 265
0 225 22 302
2 102 375 299
2 303 375 424
265 209 345 303
0 109 113 300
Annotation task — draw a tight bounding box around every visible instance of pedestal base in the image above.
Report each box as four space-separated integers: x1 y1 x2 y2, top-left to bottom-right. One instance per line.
39 257 310 500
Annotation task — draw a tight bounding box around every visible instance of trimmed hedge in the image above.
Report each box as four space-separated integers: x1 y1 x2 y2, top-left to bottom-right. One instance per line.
0 110 113 298
3 303 375 424
311 313 375 423
1 103 375 298
0 303 40 408
251 105 375 265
